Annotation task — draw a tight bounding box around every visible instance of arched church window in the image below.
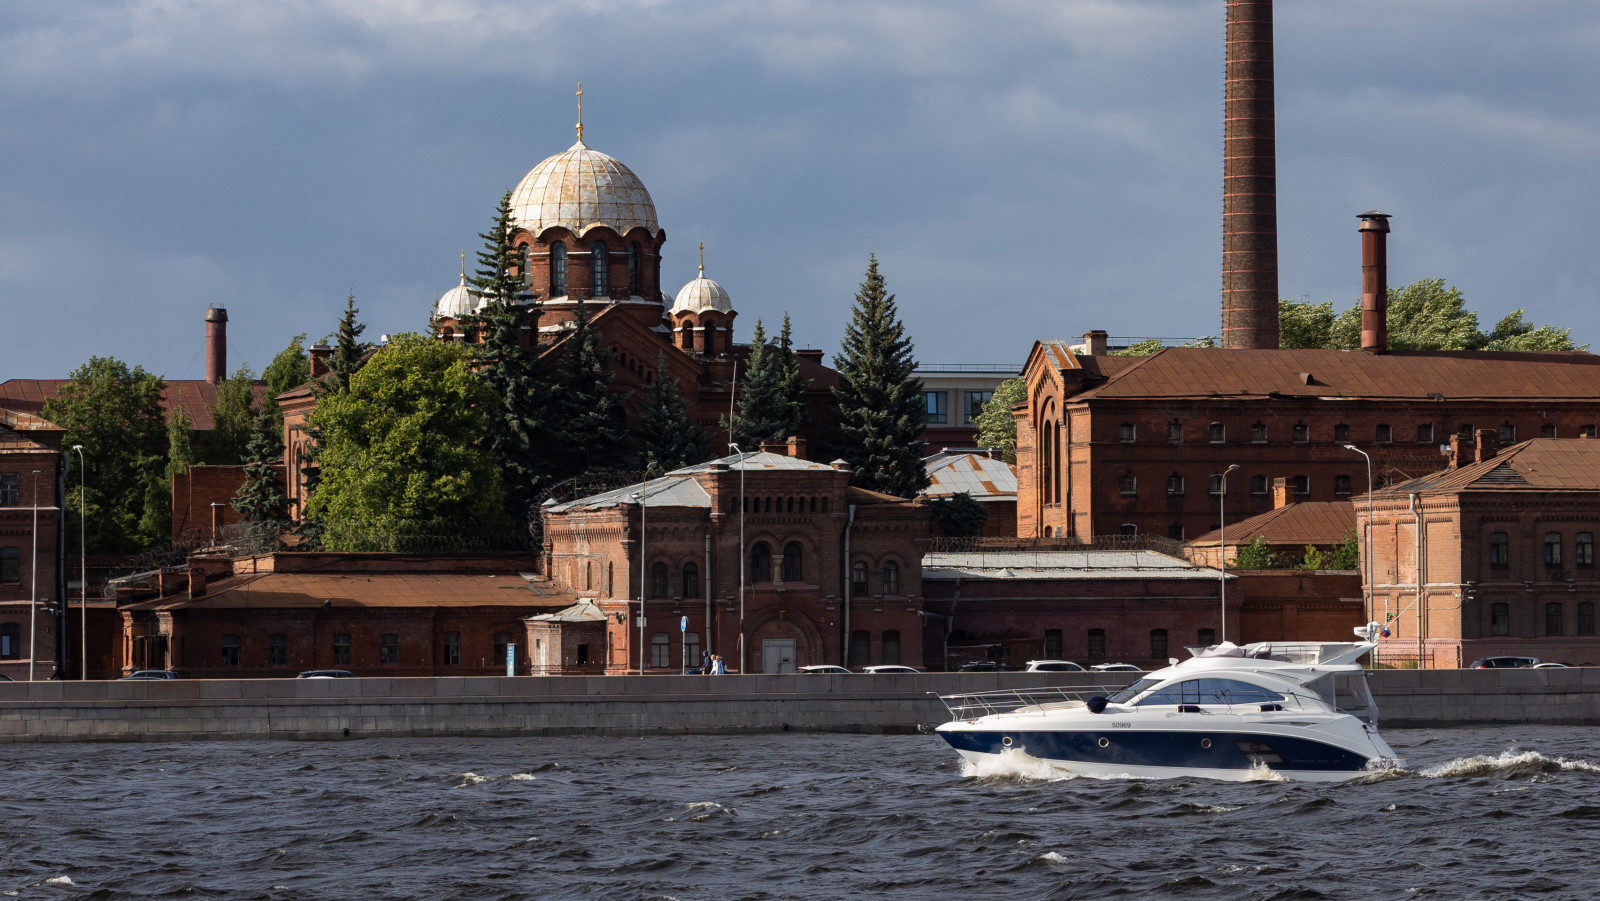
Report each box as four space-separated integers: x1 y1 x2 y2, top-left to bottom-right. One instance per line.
520 243 531 286
751 542 772 582
628 243 641 295
591 241 609 297
550 242 568 296
782 542 803 582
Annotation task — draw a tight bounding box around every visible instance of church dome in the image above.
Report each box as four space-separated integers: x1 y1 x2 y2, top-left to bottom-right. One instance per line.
509 140 660 238
435 273 478 319
672 268 733 315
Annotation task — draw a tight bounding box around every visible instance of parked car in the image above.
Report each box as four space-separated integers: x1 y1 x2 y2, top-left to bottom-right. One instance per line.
956 660 1011 673
296 669 356 679
1468 656 1540 669
1023 660 1087 673
1090 663 1144 673
0 673 12 681
798 665 852 675
1531 662 1571 669
860 665 922 675
120 670 178 680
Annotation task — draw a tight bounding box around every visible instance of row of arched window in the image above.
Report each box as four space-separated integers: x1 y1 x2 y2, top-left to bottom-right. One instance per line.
726 495 831 514
1489 601 1596 637
849 629 902 667
1488 531 1596 571
628 546 904 597
536 241 645 298
1131 472 1348 498
1042 627 1215 661
851 559 901 597
1040 409 1062 505
1132 419 1597 447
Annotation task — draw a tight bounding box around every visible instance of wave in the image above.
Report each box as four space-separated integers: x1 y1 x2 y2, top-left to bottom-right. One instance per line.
1422 749 1600 780
510 773 537 782
1243 760 1290 783
684 801 736 821
449 772 492 787
960 748 1073 782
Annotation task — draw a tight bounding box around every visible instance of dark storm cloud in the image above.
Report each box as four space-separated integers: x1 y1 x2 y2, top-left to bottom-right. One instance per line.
1 1 1596 378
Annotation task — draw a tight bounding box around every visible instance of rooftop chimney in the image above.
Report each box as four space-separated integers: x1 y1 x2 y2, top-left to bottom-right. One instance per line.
1449 434 1475 469
1359 212 1391 354
1271 476 1291 509
1082 330 1108 356
785 436 808 460
204 307 229 385
309 343 333 378
1474 428 1499 464
1220 0 1279 350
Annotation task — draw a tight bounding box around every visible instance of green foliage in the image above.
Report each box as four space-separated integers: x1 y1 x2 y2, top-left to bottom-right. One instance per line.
635 351 709 471
305 334 507 547
232 408 290 528
43 357 169 553
470 190 528 308
463 193 556 520
1328 532 1361 570
730 318 802 447
164 403 195 483
973 377 1027 464
1110 338 1165 357
263 333 311 399
551 300 628 478
930 491 989 538
1298 545 1331 571
1230 535 1282 570
322 294 369 397
200 365 258 465
830 255 930 498
1280 278 1585 352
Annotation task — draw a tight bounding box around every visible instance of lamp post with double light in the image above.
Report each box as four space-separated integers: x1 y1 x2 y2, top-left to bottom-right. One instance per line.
28 469 41 681
1342 444 1379 629
1217 463 1240 644
729 444 747 674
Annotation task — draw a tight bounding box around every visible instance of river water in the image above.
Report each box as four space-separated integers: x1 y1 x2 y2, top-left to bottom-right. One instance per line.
2 726 1598 899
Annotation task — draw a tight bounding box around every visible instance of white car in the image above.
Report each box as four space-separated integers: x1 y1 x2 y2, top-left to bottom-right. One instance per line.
1023 660 1086 672
798 665 853 675
860 665 922 675
1090 663 1144 673
1531 662 1571 669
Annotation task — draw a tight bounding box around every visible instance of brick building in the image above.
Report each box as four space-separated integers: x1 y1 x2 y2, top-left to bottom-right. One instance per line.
0 408 63 680
1358 437 1600 668
921 449 1017 538
116 552 570 677
1186 488 1356 568
539 439 930 674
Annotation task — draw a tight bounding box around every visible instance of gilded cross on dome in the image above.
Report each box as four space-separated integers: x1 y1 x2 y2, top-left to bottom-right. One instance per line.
575 82 584 143
699 241 705 274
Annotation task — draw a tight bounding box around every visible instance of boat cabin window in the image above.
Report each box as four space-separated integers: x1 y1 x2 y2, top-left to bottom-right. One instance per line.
1104 678 1158 704
1134 678 1283 706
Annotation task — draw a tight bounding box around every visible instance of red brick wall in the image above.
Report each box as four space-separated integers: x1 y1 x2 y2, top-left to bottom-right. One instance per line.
171 464 285 542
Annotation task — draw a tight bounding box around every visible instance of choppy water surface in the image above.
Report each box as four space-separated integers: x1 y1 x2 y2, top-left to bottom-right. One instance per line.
2 727 1599 899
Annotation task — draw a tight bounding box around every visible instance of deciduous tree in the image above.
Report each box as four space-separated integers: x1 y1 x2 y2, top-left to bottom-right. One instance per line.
973 377 1027 464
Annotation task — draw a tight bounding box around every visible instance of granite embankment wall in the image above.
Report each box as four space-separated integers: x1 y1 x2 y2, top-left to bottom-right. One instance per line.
0 668 1596 743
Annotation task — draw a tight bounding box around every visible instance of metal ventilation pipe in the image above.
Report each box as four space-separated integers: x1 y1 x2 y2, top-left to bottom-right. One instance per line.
1359 212 1392 354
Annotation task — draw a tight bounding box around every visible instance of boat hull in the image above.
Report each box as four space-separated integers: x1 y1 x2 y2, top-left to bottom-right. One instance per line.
938 723 1392 783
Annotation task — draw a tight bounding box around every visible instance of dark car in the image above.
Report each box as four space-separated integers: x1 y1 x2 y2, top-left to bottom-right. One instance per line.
957 660 1011 673
0 673 12 681
1468 656 1540 669
120 670 178 680
296 670 356 679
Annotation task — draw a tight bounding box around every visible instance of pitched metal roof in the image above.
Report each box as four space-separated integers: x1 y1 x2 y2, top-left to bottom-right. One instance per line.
0 378 268 431
1190 501 1356 547
1378 438 1600 495
1069 347 1600 401
549 451 841 513
525 599 608 623
123 571 575 611
922 451 1017 500
922 548 1227 581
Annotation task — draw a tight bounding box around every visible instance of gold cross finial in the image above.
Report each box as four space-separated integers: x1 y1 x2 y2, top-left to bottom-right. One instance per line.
576 82 584 142
698 241 705 274
459 250 466 281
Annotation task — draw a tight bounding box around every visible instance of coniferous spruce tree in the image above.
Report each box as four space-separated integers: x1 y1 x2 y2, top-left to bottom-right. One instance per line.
300 295 369 541
831 254 929 497
731 319 803 447
465 190 557 520
555 298 628 478
635 351 709 470
777 313 810 430
232 408 291 531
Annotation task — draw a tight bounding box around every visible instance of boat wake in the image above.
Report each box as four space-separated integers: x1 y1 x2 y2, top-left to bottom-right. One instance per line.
960 749 1074 782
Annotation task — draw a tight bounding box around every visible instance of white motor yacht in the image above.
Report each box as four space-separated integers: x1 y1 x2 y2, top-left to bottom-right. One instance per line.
936 631 1398 782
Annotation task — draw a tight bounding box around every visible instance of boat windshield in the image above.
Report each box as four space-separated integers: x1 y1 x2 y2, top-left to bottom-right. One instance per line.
1105 678 1159 704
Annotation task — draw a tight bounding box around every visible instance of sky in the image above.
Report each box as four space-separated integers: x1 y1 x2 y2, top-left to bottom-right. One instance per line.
2 0 1598 380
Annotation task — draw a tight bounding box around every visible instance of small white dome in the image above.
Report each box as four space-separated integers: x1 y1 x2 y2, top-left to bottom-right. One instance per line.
672 266 733 315
435 274 478 320
509 140 659 238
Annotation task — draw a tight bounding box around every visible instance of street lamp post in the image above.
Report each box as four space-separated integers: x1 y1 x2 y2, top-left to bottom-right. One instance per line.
631 464 652 676
28 469 41 681
729 444 747 675
1342 444 1379 630
1217 463 1240 645
71 446 85 680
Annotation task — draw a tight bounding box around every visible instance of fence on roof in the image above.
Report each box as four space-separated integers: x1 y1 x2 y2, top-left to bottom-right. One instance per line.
926 534 1190 559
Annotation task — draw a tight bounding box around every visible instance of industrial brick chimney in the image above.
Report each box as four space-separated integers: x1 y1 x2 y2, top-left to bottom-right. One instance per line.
1220 0 1279 350
205 307 229 385
1359 212 1391 354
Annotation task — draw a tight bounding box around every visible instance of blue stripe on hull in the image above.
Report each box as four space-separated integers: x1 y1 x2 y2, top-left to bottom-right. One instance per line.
941 729 1370 773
